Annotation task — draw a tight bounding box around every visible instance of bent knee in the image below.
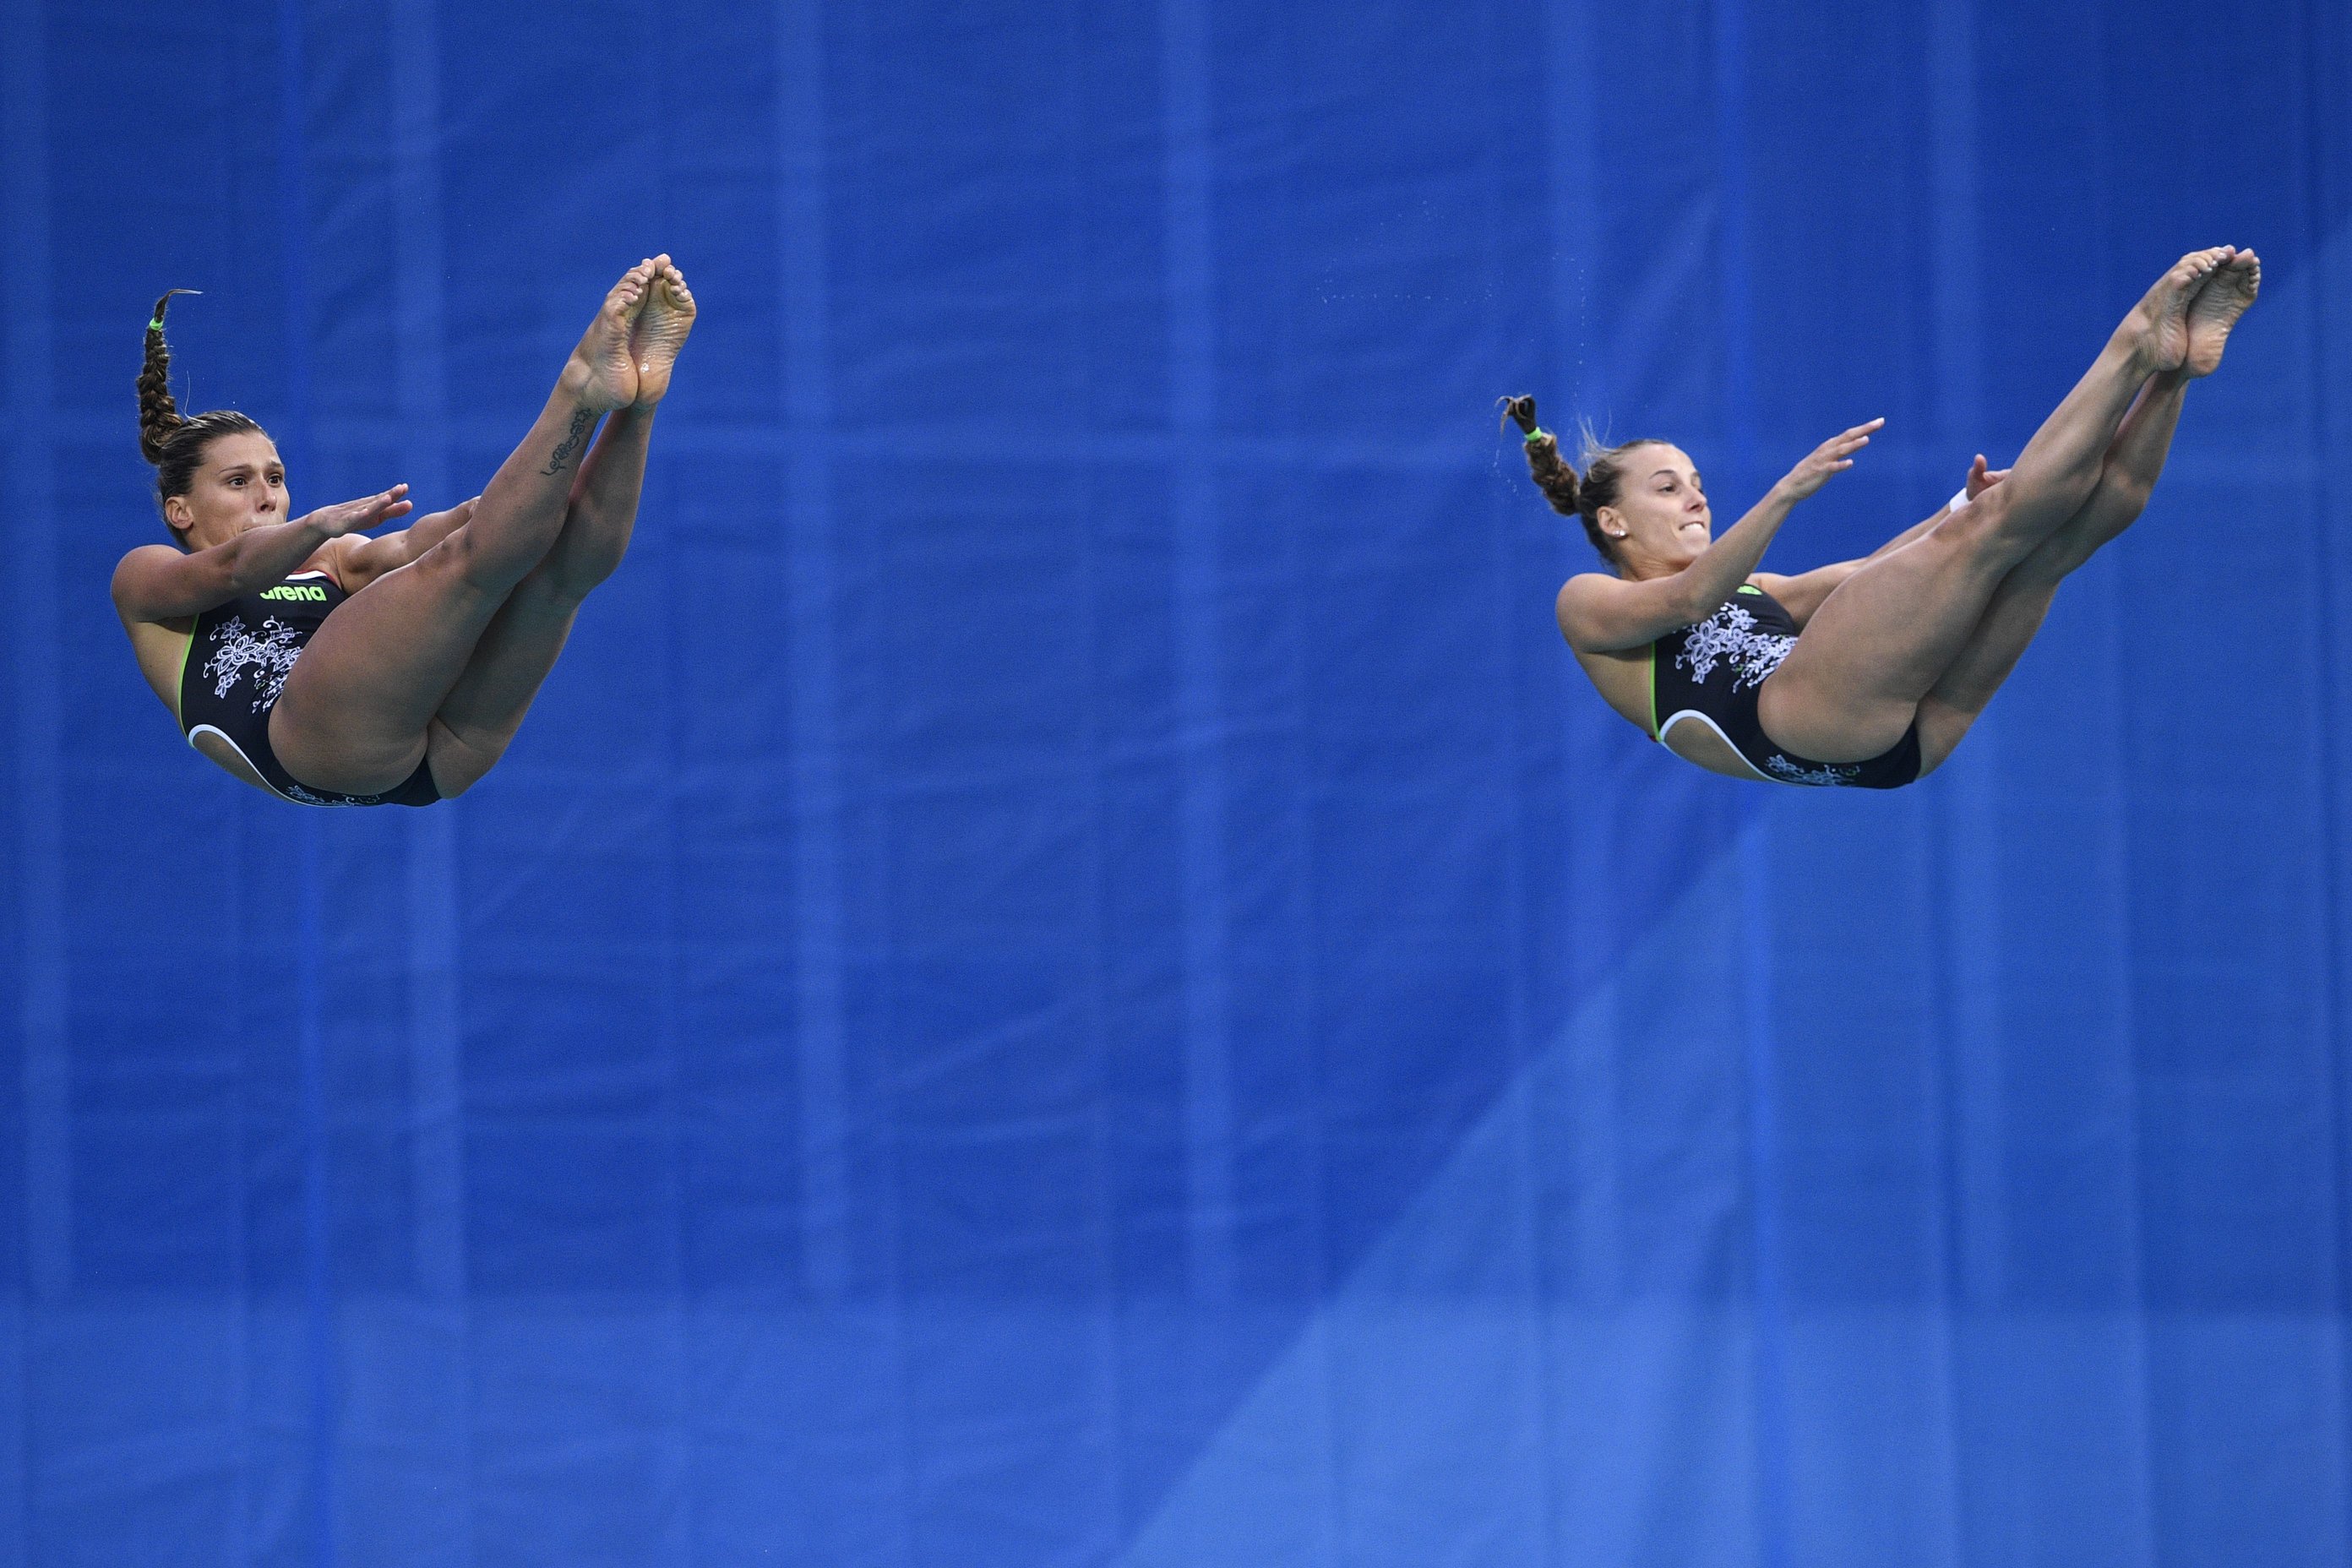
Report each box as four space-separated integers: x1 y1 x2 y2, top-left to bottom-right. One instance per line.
422 718 506 798
1948 488 2028 546
433 519 551 598
2088 476 2153 527
1967 467 2105 552
1911 696 1979 777
525 550 611 606
1936 492 2051 574
403 530 511 606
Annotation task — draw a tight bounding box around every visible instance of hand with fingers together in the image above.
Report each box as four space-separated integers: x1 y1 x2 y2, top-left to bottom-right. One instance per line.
1775 418 1885 503
298 485 414 537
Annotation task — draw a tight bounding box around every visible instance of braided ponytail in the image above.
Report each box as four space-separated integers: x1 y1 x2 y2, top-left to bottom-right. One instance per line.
138 290 198 462
1498 394 1663 569
136 290 266 538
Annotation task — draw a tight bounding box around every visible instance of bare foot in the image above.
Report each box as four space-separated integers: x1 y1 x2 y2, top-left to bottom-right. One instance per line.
564 263 653 411
629 255 696 407
2126 247 2230 373
2181 249 2260 378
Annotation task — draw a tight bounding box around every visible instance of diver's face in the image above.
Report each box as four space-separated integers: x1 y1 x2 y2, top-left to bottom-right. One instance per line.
1598 444 1711 570
166 433 287 550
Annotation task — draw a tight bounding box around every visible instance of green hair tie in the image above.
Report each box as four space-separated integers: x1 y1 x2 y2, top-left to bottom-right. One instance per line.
1522 426 1551 445
148 318 165 332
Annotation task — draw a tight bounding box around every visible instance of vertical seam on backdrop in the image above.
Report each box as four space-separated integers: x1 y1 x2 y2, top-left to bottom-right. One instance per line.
5 0 69 1316
391 0 466 1304
1928 0 1999 1302
2076 14 2160 1546
2299 0 2352 1507
643 46 695 1552
1492 295 1554 1568
1711 3 1793 1564
1292 617 1342 1565
780 11 919 1564
780 0 853 1310
1924 2 1990 1560
1159 0 1237 1314
228 801 254 1568
1543 0 1614 1274
276 3 339 1563
1480 0 1546 1525
3 3 62 1561
1536 0 1608 1554
1270 77 1342 1549
389 0 476 1557
1543 0 1608 431
1059 44 1132 1550
660 475 696 1560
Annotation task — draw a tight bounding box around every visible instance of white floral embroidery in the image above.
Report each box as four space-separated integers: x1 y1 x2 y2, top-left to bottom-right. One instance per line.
1675 602 1794 692
1763 754 1862 787
283 781 379 807
204 615 305 713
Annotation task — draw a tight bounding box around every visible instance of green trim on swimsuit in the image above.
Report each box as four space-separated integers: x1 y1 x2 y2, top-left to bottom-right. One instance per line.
174 618 199 727
1736 583 1763 596
1647 641 1660 741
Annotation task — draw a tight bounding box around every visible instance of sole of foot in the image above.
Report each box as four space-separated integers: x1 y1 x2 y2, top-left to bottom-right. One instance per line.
567 263 655 411
2182 250 2260 378
2133 247 2232 373
629 254 696 409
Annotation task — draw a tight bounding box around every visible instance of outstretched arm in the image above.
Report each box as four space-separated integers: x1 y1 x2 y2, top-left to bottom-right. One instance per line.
110 486 412 623
1555 420 1882 653
1758 455 2010 626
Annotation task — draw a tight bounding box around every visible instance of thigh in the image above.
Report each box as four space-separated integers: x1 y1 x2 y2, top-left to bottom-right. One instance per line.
417 572 585 797
270 542 512 792
1758 519 2014 761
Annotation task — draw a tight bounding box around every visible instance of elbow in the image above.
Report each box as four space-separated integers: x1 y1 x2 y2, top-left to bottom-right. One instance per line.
1671 585 1729 626
204 558 255 602
213 545 253 596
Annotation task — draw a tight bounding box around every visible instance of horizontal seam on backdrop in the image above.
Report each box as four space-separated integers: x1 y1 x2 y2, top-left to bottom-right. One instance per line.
55 413 2336 486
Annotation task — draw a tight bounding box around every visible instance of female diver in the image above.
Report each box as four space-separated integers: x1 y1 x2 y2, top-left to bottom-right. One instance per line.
1511 245 2260 787
112 257 695 806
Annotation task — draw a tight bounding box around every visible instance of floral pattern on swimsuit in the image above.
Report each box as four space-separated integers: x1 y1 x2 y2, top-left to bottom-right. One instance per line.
202 614 305 713
1762 754 1863 787
1674 602 1795 693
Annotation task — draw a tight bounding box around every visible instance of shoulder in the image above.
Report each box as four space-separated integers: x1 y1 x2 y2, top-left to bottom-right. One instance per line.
1554 572 1613 630
1555 571 1634 612
1556 568 1699 628
110 543 188 607
115 542 183 574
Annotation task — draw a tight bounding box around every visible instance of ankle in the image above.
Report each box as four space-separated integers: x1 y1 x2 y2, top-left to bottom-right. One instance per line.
2109 321 2157 373
558 355 594 396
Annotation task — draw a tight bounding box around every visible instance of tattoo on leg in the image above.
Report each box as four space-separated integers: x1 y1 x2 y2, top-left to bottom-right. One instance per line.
540 409 597 476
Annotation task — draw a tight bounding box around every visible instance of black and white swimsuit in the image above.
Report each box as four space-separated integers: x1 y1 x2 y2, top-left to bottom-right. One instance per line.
177 570 440 808
1649 583 1920 789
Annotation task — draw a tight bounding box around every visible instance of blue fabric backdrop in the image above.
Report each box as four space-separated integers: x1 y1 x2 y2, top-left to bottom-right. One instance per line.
3 0 2350 1563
